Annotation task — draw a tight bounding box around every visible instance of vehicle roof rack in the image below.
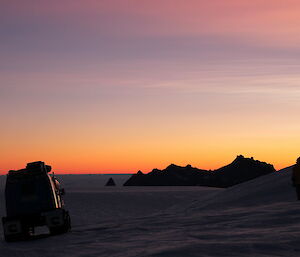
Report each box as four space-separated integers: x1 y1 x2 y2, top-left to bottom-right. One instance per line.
8 162 52 177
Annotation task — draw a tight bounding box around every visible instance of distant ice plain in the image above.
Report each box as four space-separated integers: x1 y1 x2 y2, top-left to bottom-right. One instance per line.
0 168 299 257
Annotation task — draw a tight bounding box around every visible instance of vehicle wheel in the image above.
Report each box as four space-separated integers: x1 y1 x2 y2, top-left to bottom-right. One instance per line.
3 218 30 242
49 212 71 235
4 225 30 242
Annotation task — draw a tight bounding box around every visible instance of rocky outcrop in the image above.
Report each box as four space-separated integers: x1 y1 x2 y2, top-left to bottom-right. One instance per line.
105 177 116 186
123 155 276 188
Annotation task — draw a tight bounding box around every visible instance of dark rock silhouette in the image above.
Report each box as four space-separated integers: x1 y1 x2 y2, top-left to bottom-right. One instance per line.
123 155 276 187
105 177 116 186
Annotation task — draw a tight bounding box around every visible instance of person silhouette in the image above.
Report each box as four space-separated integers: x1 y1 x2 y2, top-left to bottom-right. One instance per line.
292 157 300 200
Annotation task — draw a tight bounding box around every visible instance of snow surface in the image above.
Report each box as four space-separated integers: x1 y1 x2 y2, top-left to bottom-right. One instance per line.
1 168 300 257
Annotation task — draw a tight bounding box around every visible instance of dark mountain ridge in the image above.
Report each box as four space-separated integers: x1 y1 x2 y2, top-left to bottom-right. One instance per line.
123 155 276 187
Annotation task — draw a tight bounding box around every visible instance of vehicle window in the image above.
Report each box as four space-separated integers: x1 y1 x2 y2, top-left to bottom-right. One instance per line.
21 182 36 196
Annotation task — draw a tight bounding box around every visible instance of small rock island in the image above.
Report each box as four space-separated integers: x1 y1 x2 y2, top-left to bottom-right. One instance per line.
105 177 116 186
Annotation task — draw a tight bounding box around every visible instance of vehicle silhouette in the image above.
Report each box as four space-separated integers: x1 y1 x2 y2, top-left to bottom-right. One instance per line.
2 161 71 242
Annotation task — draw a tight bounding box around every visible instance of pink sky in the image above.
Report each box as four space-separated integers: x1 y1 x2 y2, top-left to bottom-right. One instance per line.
1 0 300 173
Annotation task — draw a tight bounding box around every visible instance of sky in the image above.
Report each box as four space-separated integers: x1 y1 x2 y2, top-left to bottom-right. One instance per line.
1 0 300 174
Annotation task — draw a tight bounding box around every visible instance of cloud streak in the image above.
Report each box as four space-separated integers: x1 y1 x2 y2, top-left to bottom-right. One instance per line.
1 0 300 173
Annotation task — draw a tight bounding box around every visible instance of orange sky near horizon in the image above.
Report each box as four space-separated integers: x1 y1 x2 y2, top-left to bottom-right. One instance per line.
0 0 300 174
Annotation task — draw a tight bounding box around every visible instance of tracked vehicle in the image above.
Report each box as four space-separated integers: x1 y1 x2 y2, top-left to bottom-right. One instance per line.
2 161 71 242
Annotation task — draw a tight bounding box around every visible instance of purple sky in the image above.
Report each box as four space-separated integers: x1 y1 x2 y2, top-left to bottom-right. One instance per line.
1 0 300 173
